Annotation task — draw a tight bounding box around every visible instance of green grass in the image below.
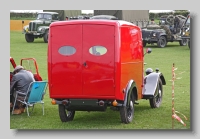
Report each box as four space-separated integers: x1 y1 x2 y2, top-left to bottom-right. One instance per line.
10 31 190 130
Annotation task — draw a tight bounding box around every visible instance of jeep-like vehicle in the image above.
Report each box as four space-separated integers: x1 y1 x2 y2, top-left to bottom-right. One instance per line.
181 14 190 48
48 20 166 124
142 15 188 48
22 12 59 43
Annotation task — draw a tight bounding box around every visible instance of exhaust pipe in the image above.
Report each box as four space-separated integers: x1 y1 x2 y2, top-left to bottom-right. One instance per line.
99 100 104 106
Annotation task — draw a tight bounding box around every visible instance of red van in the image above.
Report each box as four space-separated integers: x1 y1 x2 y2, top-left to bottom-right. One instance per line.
48 20 166 124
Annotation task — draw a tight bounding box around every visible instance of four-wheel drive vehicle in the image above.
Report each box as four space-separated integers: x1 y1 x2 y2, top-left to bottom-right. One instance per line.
22 12 59 43
48 20 166 124
181 14 191 48
10 57 42 81
142 15 188 48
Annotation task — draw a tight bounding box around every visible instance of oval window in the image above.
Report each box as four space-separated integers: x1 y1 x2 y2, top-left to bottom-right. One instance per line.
58 46 76 56
89 46 107 56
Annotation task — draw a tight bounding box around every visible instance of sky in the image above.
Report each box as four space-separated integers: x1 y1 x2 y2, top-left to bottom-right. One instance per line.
10 10 174 14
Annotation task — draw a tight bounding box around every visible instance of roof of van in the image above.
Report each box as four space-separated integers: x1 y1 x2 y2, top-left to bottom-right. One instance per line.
50 19 139 28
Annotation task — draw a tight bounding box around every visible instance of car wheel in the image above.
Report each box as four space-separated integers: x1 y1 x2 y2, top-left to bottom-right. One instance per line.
188 40 190 49
120 93 135 124
143 41 146 47
43 30 49 43
179 39 188 46
149 79 163 108
25 34 34 42
157 36 167 48
58 104 75 122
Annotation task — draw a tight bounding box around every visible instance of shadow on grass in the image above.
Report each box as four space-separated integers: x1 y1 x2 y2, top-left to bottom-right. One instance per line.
145 42 189 49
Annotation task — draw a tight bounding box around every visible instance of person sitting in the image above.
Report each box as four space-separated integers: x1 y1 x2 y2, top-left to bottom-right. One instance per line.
10 65 35 114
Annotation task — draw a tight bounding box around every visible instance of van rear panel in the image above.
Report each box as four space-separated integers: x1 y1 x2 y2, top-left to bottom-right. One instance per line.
48 21 116 99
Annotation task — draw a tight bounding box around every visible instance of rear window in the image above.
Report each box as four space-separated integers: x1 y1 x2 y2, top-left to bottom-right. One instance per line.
89 46 107 56
58 46 76 56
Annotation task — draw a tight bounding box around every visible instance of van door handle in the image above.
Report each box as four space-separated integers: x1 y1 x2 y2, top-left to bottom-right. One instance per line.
83 62 87 67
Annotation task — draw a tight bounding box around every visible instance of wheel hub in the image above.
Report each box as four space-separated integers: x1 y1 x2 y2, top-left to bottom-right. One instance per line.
129 101 133 110
158 90 161 97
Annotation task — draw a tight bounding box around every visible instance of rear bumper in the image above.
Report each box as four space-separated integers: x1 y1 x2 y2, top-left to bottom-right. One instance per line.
51 98 123 110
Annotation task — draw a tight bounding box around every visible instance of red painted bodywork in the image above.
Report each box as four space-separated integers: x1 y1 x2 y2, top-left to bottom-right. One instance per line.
10 57 42 81
48 20 144 101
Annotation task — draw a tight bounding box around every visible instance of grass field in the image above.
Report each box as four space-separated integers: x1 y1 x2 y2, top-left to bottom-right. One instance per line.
10 31 190 129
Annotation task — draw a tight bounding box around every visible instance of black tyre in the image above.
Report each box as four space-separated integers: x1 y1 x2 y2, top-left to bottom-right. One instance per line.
120 93 135 124
149 79 163 108
43 30 49 43
58 104 75 122
143 41 146 47
188 40 190 49
157 36 167 48
25 34 34 42
179 39 188 46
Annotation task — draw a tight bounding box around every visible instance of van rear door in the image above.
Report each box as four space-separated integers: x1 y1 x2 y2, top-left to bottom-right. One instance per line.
50 24 83 96
50 23 115 97
82 24 115 96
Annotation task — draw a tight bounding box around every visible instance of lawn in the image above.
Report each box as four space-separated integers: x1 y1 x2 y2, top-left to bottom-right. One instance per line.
10 31 190 129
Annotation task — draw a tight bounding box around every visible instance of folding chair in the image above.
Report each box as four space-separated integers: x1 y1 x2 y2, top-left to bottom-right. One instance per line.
12 81 48 116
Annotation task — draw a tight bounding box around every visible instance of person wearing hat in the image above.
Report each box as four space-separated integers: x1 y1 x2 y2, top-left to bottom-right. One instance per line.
10 65 35 114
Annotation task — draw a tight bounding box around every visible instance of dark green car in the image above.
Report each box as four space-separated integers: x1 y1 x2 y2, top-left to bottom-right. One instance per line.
22 12 59 43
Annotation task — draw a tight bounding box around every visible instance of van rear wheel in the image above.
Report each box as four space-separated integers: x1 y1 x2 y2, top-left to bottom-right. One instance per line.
120 94 135 124
58 104 75 122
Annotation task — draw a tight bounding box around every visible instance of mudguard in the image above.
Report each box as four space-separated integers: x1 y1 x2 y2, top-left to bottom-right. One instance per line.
157 33 166 39
123 80 136 106
142 72 165 96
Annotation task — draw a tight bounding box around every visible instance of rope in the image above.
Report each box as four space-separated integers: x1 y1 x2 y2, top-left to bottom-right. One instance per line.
172 63 187 128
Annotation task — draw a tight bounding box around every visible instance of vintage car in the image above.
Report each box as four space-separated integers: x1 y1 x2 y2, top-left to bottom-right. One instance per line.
10 57 42 81
48 20 166 124
22 12 59 43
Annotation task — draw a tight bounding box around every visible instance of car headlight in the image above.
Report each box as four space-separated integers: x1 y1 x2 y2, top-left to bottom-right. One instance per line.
152 33 156 36
38 28 45 32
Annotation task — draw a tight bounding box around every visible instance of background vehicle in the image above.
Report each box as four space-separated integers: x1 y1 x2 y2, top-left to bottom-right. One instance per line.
181 14 191 48
10 57 42 81
142 14 188 48
90 15 118 20
48 20 166 124
43 10 82 21
22 12 59 43
93 10 149 28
